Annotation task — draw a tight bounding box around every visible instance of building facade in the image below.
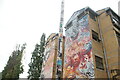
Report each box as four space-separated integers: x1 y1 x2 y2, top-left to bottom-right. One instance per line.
64 7 120 79
41 33 58 78
41 33 65 78
41 7 120 79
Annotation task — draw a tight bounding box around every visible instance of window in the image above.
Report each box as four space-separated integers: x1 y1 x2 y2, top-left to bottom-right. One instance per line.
112 18 120 30
95 55 104 70
92 30 100 42
52 35 56 41
89 12 96 21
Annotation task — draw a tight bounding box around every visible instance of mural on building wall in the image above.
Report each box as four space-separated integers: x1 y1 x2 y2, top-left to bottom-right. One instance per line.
41 41 55 78
56 38 63 78
64 14 94 78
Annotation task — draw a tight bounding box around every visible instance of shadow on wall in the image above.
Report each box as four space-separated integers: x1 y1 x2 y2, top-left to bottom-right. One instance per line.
0 72 2 80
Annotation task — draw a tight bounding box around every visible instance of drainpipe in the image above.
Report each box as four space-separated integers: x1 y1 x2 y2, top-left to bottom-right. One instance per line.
97 16 111 79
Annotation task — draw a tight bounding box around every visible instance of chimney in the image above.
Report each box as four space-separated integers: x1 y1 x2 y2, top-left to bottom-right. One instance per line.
118 1 120 16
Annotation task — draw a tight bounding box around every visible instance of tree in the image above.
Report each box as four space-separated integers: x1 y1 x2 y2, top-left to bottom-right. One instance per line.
28 33 46 80
2 43 26 80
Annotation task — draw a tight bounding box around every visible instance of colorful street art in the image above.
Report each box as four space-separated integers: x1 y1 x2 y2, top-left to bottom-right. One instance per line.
56 38 63 78
64 14 94 78
41 41 55 78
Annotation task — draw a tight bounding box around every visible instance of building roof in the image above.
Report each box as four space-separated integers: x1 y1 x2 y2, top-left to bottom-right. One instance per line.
65 7 98 29
96 7 110 14
97 7 120 21
65 7 120 30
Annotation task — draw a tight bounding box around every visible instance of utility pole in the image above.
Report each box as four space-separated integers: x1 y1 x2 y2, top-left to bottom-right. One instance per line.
59 0 64 36
56 0 64 79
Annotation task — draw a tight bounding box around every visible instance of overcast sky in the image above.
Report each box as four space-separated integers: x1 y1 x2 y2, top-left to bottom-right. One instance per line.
0 0 119 78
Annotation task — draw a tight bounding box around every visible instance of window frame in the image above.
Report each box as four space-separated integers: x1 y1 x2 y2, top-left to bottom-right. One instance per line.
92 30 100 42
95 55 104 70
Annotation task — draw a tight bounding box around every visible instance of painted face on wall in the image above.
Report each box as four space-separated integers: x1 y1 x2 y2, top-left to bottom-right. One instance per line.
79 61 86 69
70 28 79 41
84 54 89 62
72 53 80 68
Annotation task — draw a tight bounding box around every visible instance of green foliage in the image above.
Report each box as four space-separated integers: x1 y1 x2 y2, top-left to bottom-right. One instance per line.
2 43 26 80
28 33 46 80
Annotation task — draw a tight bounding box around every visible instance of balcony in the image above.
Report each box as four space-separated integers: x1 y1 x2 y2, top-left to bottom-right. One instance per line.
112 18 120 30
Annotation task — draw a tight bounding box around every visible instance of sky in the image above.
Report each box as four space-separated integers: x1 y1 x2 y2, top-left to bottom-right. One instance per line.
0 0 119 78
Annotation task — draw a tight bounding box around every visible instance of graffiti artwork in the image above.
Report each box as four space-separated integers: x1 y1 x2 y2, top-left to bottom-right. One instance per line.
64 15 94 78
41 41 55 78
56 37 63 78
